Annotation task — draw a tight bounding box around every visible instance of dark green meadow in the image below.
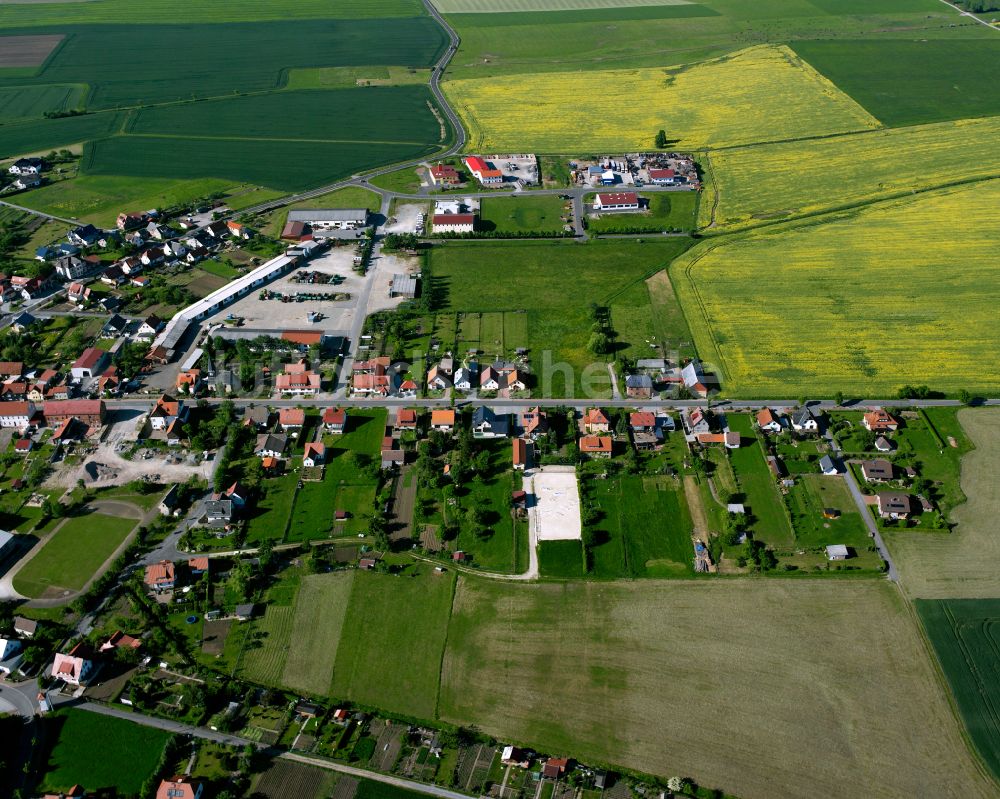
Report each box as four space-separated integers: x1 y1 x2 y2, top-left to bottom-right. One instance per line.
0 111 124 159
793 40 1000 127
917 599 1000 782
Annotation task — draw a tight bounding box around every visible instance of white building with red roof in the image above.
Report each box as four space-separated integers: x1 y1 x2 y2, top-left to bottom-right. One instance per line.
594 192 639 211
463 156 503 186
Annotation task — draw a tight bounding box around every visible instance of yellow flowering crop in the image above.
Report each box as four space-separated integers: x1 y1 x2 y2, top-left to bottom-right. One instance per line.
701 116 1000 230
443 44 880 152
673 180 1000 396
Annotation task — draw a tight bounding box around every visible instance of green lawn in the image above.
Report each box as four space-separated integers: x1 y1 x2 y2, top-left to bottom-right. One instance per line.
245 471 298 544
427 239 693 396
282 571 355 696
12 511 137 599
587 192 698 234
586 475 693 578
479 195 568 234
332 567 455 719
785 475 880 569
197 259 241 279
538 539 584 578
38 709 172 797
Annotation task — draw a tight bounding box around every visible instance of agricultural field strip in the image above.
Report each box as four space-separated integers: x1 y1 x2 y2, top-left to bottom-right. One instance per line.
433 0 694 10
672 179 1000 396
700 115 1000 230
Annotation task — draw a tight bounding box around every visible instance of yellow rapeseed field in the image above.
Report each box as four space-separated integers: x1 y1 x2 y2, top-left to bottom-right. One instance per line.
700 115 1000 230
673 180 1000 397
443 44 880 152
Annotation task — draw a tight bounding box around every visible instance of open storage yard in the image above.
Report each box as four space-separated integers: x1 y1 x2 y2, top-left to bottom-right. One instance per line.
673 181 1000 397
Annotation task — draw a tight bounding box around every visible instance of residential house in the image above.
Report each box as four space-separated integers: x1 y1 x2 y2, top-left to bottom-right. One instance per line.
453 367 474 392
213 482 249 509
580 435 613 458
276 370 321 396
502 747 531 768
98 366 121 396
584 408 610 433
227 220 254 240
427 365 451 391
521 407 548 440
155 778 203 799
149 394 187 432
244 406 274 431
145 560 176 592
472 406 509 438
480 366 500 391
303 442 326 467
13 438 32 455
13 616 37 638
159 485 180 517
8 156 43 175
683 408 711 436
13 172 41 190
826 544 850 561
542 758 570 780
352 372 392 396
68 224 101 248
863 409 899 433
11 275 45 301
101 314 129 339
54 255 99 281
625 373 653 399
395 409 418 432
429 163 461 186
512 437 530 470
67 282 91 305
861 459 895 483
430 409 456 433
278 408 305 432
203 499 233 526
504 371 527 393
398 379 418 398
877 491 913 520
100 265 125 286
51 642 95 686
117 212 149 230
819 455 839 475
0 361 23 381
630 411 659 449
70 348 110 380
875 435 895 453
11 311 37 333
323 407 347 433
792 406 821 433
255 433 288 458
175 369 203 395
100 630 142 653
756 408 783 434
0 401 36 429
381 438 405 470
136 315 165 342
681 359 709 397
0 637 23 674
593 192 639 211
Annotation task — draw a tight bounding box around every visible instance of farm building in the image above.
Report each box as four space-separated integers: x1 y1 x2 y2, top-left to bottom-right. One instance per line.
71 347 110 379
390 273 418 298
464 156 503 186
433 213 475 233
286 208 369 230
594 192 639 211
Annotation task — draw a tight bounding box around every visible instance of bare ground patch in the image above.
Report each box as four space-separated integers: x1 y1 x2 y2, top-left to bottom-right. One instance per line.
0 34 63 67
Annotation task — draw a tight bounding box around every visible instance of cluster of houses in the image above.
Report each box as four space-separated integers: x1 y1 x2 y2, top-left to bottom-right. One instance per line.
426 355 528 395
5 156 46 191
275 359 322 397
0 363 107 446
623 358 712 400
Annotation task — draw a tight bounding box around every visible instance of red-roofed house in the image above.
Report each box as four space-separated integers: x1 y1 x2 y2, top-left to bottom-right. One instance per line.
155 777 203 799
579 435 613 458
323 407 347 433
584 408 610 433
756 408 782 434
144 560 176 592
149 394 187 432
648 168 680 185
43 400 105 427
512 438 530 470
303 442 326 467
0 401 36 429
278 408 305 431
429 163 461 186
594 192 639 211
188 557 210 575
863 409 899 432
395 409 418 431
100 630 142 652
432 214 475 234
70 348 109 379
276 370 321 396
51 642 95 686
629 411 656 432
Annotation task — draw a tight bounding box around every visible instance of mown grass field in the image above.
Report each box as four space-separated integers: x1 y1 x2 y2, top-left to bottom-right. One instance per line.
917 598 1000 783
538 539 584 578
38 709 172 796
439 578 997 799
889 409 1000 600
332 568 455 720
445 45 879 152
12 511 136 599
240 604 295 686
281 572 354 696
428 239 692 397
673 181 1000 397
479 195 567 234
793 40 1000 128
701 116 1000 230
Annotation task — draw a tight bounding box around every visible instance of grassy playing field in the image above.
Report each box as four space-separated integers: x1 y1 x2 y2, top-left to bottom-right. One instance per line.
793 40 1000 128
479 195 568 234
538 539 585 578
440 577 997 799
700 116 1000 231
12 511 136 599
889 410 1000 600
673 181 1000 397
587 192 697 234
445 45 879 152
427 239 692 397
917 598 1000 782
38 709 172 796
281 572 354 696
332 568 455 720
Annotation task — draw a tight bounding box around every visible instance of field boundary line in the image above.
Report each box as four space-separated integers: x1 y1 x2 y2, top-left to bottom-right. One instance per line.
433 571 459 720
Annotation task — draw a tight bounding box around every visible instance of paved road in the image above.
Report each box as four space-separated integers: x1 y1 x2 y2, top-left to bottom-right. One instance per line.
0 680 38 718
824 428 899 581
935 0 1000 30
72 701 475 799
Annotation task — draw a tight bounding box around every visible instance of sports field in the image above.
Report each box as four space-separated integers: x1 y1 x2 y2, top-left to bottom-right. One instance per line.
479 195 567 234
332 568 455 720
12 511 136 599
889 410 1000 600
440 578 997 799
38 710 172 796
428 239 693 396
673 181 1000 396
445 45 880 152
281 572 354 696
917 598 1000 782
701 116 1000 230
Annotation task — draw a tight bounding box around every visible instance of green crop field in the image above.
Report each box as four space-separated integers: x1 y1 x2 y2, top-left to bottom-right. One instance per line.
588 192 697 234
673 181 1000 397
479 195 568 234
38 709 172 797
0 84 84 120
538 539 584 578
917 598 1000 782
701 116 1000 231
427 239 693 397
586 475 693 578
12 511 136 599
440 577 996 799
240 604 295 686
333 568 455 720
0 111 124 159
281 572 354 696
793 40 1000 128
